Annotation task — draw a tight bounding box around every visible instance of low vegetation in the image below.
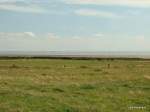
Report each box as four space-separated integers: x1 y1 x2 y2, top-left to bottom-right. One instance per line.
0 58 149 112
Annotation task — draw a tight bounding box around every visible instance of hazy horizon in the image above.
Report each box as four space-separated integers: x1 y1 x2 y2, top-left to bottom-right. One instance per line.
1 51 150 58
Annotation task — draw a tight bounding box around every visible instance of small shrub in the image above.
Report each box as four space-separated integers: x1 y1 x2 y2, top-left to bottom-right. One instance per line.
107 64 110 68
52 88 64 92
80 84 95 90
63 106 79 112
3 82 8 85
94 68 102 72
114 66 119 69
10 64 19 68
41 73 47 76
103 71 109 74
80 65 88 69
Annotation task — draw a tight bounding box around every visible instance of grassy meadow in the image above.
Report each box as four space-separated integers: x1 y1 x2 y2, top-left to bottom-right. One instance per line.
0 58 149 112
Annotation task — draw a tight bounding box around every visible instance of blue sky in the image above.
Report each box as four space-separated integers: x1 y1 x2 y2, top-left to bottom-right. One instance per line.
0 0 150 51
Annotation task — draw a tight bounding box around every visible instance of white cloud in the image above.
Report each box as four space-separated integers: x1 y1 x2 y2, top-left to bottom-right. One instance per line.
135 36 145 42
0 32 50 51
75 9 120 18
94 33 104 37
24 32 35 37
0 32 36 38
0 0 48 4
64 0 150 8
0 2 46 13
0 1 68 15
47 33 59 39
0 0 19 3
135 36 149 46
0 32 150 51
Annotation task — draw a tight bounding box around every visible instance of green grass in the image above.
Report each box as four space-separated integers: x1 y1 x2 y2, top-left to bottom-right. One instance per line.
0 59 149 112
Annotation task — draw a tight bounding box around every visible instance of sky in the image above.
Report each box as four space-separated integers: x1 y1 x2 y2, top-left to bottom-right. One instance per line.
0 0 150 52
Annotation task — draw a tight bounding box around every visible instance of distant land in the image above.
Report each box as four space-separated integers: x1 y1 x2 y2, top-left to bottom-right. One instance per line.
0 51 150 59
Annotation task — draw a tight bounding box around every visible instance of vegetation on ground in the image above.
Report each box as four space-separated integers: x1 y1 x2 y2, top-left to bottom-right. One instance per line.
0 59 149 112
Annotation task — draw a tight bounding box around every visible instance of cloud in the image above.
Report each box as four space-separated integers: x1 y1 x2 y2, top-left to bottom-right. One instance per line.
63 0 150 8
75 9 120 18
47 33 59 39
135 36 149 46
0 1 68 15
0 0 50 4
0 32 150 51
0 32 36 38
0 32 51 51
0 1 46 13
24 32 35 37
94 33 104 37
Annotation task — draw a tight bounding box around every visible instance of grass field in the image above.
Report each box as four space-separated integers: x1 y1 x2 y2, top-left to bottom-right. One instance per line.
0 59 149 112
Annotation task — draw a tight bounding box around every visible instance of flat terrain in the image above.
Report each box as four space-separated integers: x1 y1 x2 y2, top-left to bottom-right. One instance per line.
0 59 149 112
